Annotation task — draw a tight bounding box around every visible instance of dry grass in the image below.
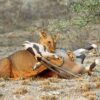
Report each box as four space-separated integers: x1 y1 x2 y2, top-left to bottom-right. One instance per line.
80 82 91 92
80 82 98 100
90 76 100 82
41 84 62 91
48 78 61 83
37 80 50 86
21 80 30 85
88 95 96 100
82 91 96 97
96 82 100 89
13 86 28 95
40 95 57 100
0 78 5 81
75 77 84 81
0 93 3 97
21 95 34 100
0 82 5 87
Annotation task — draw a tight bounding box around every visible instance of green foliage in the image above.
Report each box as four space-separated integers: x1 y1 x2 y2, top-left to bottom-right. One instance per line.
47 19 70 32
71 0 100 27
84 0 100 6
71 3 84 13
71 17 88 27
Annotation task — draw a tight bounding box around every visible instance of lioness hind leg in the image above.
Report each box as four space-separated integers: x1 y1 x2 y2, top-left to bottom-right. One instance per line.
0 58 11 78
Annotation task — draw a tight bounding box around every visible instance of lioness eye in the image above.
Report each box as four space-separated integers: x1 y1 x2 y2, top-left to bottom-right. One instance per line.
48 41 51 44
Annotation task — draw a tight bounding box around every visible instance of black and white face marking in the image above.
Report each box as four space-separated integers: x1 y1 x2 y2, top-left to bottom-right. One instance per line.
85 46 94 51
27 47 35 56
23 41 59 59
76 54 86 64
23 41 45 57
26 47 42 62
85 44 97 51
33 44 42 56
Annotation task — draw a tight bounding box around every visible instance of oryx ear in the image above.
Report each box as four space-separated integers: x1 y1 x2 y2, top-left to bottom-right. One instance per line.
39 31 47 38
53 32 60 42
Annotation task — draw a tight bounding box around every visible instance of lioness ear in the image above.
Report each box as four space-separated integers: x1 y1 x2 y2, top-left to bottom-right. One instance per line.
39 31 47 38
53 32 60 42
